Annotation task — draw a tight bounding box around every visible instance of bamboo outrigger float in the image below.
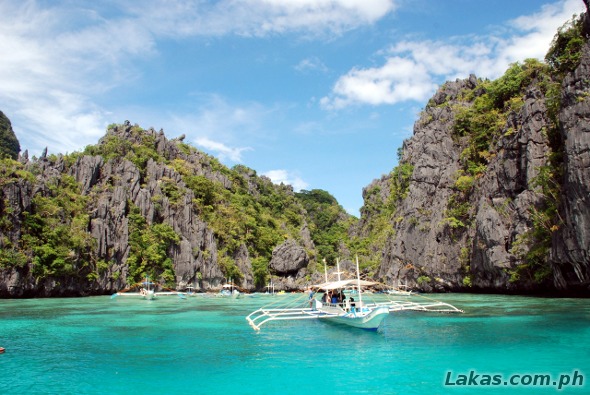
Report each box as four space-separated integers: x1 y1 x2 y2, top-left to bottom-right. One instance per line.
246 257 463 332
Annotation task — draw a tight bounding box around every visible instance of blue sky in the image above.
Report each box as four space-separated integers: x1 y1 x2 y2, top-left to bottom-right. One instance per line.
0 0 586 215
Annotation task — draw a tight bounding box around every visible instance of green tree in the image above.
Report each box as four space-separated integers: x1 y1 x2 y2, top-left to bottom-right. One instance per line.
20 174 95 279
295 189 351 264
546 14 586 74
126 204 180 284
0 111 20 160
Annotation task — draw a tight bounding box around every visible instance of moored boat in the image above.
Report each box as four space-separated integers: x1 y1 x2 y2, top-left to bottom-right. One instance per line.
308 261 392 331
246 256 463 332
219 281 241 299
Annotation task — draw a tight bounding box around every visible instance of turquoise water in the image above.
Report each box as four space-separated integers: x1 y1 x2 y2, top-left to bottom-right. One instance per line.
0 293 588 394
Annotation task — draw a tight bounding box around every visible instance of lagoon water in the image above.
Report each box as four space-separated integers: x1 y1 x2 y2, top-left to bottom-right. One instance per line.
0 293 588 394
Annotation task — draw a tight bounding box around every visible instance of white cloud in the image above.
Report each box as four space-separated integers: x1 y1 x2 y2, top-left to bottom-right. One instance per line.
166 94 281 163
16 92 106 153
195 137 252 163
262 169 309 191
0 1 155 155
498 0 584 65
174 95 269 136
1 0 583 157
128 0 398 38
321 0 586 109
321 56 438 109
1 0 396 156
295 57 329 73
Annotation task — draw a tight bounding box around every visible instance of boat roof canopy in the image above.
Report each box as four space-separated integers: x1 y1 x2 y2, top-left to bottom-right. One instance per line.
312 279 379 291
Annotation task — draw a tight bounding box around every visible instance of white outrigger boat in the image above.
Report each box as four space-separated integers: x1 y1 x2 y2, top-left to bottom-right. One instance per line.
219 278 242 299
220 283 241 299
386 280 413 296
246 258 463 332
386 289 412 296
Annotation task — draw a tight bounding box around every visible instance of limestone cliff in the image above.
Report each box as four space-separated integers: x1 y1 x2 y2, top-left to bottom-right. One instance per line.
358 14 590 295
0 122 354 296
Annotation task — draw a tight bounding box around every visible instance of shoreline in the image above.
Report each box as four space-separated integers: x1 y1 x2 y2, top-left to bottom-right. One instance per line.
1 287 589 299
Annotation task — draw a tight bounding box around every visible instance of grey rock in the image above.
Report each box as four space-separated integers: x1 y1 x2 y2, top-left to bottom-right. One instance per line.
367 38 590 294
551 40 590 290
269 239 309 275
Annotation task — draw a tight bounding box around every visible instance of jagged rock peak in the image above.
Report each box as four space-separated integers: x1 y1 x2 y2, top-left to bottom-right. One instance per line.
427 74 480 108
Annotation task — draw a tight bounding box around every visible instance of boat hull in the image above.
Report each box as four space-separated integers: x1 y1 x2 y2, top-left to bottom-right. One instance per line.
323 306 390 331
220 290 240 298
142 290 156 300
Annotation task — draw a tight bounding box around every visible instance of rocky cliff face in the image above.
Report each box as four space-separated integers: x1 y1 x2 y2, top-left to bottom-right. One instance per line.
552 40 590 290
365 76 478 291
0 122 323 296
361 23 590 295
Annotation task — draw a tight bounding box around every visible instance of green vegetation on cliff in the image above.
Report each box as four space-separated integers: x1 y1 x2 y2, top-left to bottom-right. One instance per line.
453 59 550 177
0 122 353 290
0 165 98 282
354 13 588 290
81 125 311 284
0 111 20 160
295 189 353 265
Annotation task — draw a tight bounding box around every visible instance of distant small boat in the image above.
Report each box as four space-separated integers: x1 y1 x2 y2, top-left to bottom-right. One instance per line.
220 282 241 299
386 288 412 296
140 279 156 300
386 279 413 296
265 281 275 295
0 347 5 353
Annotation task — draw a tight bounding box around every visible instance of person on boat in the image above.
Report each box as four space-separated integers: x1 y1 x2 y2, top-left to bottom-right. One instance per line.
344 296 351 312
350 297 356 312
331 293 338 304
339 291 345 305
308 288 315 308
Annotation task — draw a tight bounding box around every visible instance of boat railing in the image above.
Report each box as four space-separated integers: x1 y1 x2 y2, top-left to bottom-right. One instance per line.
322 301 369 314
